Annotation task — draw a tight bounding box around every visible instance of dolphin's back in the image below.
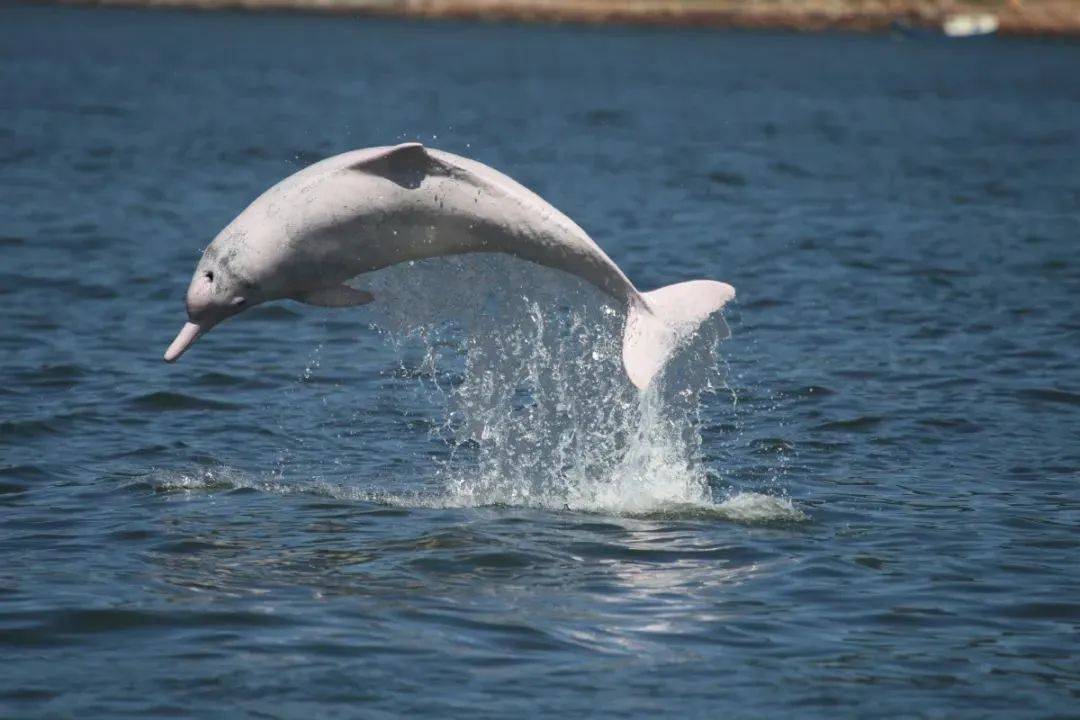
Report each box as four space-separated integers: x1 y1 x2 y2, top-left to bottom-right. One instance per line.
335 144 642 306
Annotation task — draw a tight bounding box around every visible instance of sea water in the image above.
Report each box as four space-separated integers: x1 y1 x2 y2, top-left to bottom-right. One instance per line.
1 6 1078 717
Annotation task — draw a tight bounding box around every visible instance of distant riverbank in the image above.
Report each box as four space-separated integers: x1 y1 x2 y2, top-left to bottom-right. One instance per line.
37 0 1080 37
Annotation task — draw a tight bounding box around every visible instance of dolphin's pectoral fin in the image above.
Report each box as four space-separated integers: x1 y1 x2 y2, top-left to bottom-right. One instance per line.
294 285 375 308
348 142 450 190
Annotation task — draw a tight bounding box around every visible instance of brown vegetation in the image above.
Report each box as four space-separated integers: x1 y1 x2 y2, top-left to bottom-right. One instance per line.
46 0 1080 36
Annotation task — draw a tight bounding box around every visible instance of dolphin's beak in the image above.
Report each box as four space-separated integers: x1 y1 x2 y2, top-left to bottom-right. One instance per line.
164 322 204 363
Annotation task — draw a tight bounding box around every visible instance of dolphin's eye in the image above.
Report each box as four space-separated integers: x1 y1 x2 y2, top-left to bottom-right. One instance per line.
205 271 214 282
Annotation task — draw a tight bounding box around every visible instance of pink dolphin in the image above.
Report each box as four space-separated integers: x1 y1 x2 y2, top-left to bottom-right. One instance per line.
165 143 734 388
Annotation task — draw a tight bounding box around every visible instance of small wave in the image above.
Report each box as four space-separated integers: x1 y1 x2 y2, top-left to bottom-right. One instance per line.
711 492 806 522
1015 387 1080 407
813 415 884 433
127 391 240 412
148 467 295 495
0 419 61 441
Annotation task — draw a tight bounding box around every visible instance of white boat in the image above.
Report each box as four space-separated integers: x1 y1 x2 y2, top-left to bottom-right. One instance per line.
942 13 999 37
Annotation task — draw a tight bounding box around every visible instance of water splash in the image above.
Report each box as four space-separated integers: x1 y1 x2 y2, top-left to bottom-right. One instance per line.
355 254 788 517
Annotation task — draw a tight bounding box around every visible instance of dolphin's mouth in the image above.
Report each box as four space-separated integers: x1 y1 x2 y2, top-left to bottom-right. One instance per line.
163 322 204 363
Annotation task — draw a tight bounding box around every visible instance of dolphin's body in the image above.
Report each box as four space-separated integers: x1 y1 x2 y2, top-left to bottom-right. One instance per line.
165 143 734 388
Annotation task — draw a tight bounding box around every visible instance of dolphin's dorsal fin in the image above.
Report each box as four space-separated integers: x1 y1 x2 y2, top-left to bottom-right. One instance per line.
348 142 449 189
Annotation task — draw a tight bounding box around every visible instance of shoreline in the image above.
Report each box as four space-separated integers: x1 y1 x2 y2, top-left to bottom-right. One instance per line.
34 0 1080 37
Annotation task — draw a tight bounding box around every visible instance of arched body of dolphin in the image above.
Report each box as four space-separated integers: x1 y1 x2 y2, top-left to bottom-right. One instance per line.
164 143 735 388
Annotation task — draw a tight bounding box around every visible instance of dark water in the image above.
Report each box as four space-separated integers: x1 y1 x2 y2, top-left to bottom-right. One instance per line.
2 5 1079 717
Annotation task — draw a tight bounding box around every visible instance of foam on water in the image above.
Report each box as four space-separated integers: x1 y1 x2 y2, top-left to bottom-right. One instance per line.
147 466 805 523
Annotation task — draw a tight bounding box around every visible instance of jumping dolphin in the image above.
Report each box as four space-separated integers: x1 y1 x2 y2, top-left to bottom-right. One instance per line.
164 143 734 388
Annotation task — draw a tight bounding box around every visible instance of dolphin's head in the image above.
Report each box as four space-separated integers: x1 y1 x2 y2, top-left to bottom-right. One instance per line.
164 241 264 363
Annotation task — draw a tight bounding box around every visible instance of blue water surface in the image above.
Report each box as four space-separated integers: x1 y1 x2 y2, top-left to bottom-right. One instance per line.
1 5 1079 717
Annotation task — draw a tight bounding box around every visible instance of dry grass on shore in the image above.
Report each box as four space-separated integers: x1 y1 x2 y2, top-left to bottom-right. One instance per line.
44 0 1080 36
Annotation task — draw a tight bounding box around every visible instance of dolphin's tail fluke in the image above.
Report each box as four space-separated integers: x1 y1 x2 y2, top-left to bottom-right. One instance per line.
621 280 735 389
